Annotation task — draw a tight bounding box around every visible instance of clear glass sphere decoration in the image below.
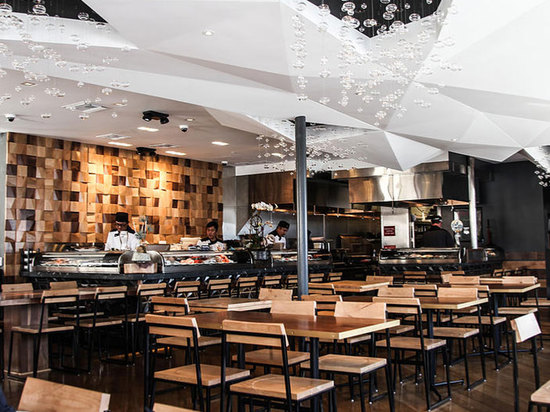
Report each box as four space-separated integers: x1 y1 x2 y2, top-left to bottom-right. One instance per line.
341 2 355 14
409 13 421 21
295 1 307 11
382 12 394 20
32 4 47 15
77 12 89 20
342 15 360 28
404 3 411 9
360 3 367 9
386 4 397 12
0 3 12 15
318 4 330 16
380 0 390 4
364 18 377 27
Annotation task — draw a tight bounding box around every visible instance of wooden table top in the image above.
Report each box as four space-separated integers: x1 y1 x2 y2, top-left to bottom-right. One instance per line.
482 283 540 294
189 310 400 340
329 281 390 293
0 288 98 307
346 295 488 310
188 298 272 312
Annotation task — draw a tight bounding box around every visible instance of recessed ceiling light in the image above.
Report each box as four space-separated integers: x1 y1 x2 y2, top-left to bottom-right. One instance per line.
166 150 187 156
202 29 215 36
185 118 195 122
212 141 228 146
21 81 36 87
137 126 159 132
450 138 457 142
272 153 284 158
108 141 132 147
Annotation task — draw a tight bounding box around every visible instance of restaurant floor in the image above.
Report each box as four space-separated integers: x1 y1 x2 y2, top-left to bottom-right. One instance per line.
3 316 550 411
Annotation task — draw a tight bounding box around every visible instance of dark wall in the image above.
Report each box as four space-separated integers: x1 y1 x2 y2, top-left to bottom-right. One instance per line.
478 161 545 255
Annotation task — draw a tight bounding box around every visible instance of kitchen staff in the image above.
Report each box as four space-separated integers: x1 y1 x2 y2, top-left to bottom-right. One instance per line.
105 212 140 251
421 215 455 247
266 220 289 249
196 221 225 251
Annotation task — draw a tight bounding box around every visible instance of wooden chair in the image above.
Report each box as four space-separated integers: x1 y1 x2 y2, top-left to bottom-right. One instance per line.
302 301 394 412
285 274 298 290
449 276 480 285
235 276 259 298
67 286 129 372
374 297 452 411
144 314 250 411
327 272 342 282
308 283 335 295
402 271 427 283
18 377 110 412
8 289 80 378
258 288 293 301
154 403 198 412
151 297 220 352
206 278 231 298
431 287 486 390
263 274 283 288
2 283 33 292
309 273 325 283
366 275 393 285
49 281 78 290
439 272 453 284
302 294 343 316
509 313 542 412
378 286 414 298
230 301 314 371
403 284 438 297
221 319 336 412
174 280 201 300
492 268 504 277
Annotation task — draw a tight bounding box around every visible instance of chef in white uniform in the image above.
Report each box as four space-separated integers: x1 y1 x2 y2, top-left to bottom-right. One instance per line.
266 220 289 249
105 212 140 251
196 221 225 251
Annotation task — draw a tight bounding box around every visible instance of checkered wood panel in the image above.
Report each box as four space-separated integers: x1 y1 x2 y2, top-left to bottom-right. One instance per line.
5 133 223 276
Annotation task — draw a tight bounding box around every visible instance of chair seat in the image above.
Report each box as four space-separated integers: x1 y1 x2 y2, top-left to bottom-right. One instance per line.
155 364 249 387
12 324 74 334
376 336 446 351
67 318 124 328
389 324 415 335
113 314 146 323
232 349 309 367
404 314 454 323
452 315 506 325
154 403 199 412
157 335 221 348
52 312 104 320
531 379 550 404
497 307 537 316
454 307 478 314
429 327 479 339
302 354 386 375
229 373 334 401
521 299 550 307
319 334 371 345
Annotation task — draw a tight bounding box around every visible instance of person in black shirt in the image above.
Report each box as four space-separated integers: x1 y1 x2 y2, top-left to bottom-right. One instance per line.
196 221 225 250
421 216 455 247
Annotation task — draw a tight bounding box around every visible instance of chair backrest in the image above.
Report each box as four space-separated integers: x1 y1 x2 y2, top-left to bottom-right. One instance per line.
440 273 453 284
2 283 33 293
438 287 478 299
207 278 231 297
492 268 504 277
402 284 438 297
174 280 201 299
309 273 325 283
285 274 298 288
95 286 128 300
258 288 293 301
302 294 342 315
308 283 335 295
334 301 386 320
154 403 198 412
18 377 110 412
41 288 80 305
502 276 537 285
263 275 282 288
366 275 393 285
49 281 78 290
449 276 480 285
327 272 342 281
378 286 414 298
510 313 542 343
402 271 427 282
151 296 189 315
372 296 421 315
271 300 316 316
137 282 166 297
146 314 200 339
223 319 288 347
237 276 258 287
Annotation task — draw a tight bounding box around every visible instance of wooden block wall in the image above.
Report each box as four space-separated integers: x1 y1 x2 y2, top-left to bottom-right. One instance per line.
4 133 223 277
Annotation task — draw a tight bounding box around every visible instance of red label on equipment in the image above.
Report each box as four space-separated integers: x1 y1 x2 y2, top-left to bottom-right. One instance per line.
383 226 396 236
385 245 396 249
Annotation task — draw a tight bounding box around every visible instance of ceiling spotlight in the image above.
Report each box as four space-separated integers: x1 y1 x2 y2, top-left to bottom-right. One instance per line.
202 29 215 36
142 110 169 125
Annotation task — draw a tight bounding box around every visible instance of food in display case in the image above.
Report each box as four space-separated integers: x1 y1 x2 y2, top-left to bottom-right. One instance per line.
32 251 123 274
271 250 331 263
379 248 461 265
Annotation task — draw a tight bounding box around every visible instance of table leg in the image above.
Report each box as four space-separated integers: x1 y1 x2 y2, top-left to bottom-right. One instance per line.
4 303 48 376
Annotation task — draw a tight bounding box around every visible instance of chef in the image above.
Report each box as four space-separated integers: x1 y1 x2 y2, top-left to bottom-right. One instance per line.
196 221 225 251
266 220 289 249
105 212 140 251
421 215 455 247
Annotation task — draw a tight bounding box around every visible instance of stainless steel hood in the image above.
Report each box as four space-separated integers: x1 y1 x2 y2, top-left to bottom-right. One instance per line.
333 161 469 204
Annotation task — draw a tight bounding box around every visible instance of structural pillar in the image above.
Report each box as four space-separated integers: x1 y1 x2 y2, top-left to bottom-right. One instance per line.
468 157 478 249
295 116 308 298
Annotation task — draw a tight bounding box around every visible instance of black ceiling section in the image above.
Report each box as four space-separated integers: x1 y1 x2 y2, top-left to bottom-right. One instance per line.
307 0 441 37
7 0 105 22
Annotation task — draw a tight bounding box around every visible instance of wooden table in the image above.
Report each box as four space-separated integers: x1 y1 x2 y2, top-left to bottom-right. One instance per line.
187 311 399 412
328 281 389 294
188 298 271 312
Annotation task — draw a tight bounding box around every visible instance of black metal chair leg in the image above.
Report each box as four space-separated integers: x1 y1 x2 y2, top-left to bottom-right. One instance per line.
463 338 471 390
385 364 395 412
7 331 14 377
422 351 431 412
358 373 366 412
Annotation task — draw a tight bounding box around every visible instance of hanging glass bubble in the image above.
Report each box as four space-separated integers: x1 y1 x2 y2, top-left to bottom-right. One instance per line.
409 13 421 21
382 12 394 20
342 15 360 28
364 19 377 27
32 4 47 15
77 12 89 20
0 3 12 15
318 4 330 16
101 87 112 95
386 4 398 12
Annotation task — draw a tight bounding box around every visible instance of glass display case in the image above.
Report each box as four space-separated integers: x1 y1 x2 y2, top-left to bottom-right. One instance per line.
31 251 123 274
270 250 332 266
161 249 252 273
379 248 461 265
